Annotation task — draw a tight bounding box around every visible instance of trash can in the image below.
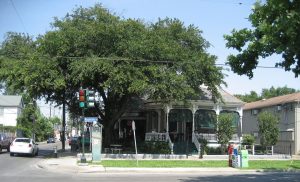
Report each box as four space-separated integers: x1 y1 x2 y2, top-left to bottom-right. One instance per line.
240 150 249 168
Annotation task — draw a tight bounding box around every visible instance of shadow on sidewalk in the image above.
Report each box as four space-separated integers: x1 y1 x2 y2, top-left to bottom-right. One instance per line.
57 148 78 158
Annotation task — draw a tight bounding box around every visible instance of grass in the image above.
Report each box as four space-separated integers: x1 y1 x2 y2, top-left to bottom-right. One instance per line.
90 160 300 170
93 160 228 168
247 160 300 170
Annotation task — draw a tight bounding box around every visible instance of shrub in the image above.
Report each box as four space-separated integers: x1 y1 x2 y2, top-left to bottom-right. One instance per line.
139 141 171 154
242 134 255 145
205 147 222 155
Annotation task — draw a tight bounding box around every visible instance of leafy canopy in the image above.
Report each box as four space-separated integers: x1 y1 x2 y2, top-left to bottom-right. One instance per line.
224 0 300 78
0 5 225 144
235 86 298 102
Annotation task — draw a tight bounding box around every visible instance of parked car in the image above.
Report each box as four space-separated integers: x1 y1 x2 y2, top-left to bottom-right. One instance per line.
10 138 39 157
47 137 55 143
0 133 14 152
69 136 78 145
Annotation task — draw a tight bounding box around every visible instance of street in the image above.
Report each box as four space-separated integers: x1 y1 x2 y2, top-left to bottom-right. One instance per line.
0 143 300 182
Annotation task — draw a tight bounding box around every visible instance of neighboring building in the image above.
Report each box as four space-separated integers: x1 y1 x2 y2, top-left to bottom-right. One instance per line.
0 95 24 127
243 92 300 155
114 87 244 154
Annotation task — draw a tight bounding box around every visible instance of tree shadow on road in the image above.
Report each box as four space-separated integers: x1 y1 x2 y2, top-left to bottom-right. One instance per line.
179 172 299 182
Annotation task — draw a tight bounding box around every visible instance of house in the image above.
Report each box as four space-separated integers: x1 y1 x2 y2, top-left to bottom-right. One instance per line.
242 92 300 155
114 87 244 154
0 95 24 127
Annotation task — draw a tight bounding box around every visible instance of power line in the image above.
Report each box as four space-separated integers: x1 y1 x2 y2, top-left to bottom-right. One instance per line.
9 0 28 33
0 52 286 70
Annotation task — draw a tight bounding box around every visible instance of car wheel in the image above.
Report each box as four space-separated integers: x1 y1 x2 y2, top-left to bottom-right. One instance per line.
31 150 35 157
10 152 14 157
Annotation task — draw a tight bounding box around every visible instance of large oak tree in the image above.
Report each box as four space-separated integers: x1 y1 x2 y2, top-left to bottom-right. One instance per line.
0 5 224 145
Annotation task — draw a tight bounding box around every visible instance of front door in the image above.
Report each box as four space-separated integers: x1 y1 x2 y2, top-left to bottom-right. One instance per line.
185 122 192 141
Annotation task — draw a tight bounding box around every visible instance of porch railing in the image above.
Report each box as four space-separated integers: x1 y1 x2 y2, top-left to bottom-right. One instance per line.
195 133 240 143
192 132 201 156
195 133 217 142
145 132 173 154
145 132 167 141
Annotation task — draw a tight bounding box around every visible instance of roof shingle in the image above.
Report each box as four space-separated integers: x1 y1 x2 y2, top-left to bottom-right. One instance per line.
243 92 300 110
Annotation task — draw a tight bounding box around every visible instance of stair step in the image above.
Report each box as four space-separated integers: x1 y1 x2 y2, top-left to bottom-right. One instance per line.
292 155 300 160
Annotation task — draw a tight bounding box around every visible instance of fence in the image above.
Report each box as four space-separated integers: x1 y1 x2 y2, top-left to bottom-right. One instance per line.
243 144 292 156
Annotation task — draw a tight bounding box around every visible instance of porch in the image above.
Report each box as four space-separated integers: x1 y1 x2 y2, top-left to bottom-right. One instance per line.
143 104 242 155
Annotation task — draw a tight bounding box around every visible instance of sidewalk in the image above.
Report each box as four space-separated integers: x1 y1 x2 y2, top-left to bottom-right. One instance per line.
36 149 297 174
37 156 243 174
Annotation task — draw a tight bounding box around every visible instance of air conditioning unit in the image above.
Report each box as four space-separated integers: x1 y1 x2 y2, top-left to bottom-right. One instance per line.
253 109 258 115
277 105 282 111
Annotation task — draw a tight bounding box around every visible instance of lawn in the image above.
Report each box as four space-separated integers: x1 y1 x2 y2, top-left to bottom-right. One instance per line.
92 160 300 170
248 160 300 170
95 160 228 168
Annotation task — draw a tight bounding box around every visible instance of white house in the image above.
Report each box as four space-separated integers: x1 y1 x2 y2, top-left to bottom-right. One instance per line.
0 95 24 127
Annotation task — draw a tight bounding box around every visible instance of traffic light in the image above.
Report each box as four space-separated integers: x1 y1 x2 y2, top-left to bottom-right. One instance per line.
79 89 85 108
86 89 95 108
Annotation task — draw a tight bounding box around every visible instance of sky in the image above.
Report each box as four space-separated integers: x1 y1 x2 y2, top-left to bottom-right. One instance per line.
0 0 299 115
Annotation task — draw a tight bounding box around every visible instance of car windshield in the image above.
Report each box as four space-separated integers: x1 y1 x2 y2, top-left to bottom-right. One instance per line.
15 139 30 143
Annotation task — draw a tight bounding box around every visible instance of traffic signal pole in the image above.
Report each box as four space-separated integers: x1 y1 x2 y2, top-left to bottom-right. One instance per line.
78 87 95 163
81 108 86 163
62 98 66 151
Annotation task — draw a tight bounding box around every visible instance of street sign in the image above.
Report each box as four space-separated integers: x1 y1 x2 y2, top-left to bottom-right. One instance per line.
84 117 98 123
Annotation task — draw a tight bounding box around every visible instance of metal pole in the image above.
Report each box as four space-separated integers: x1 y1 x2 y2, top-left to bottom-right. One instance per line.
62 93 66 151
81 108 86 163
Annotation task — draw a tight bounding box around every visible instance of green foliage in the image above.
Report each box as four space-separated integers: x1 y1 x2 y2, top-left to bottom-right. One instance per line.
139 141 171 154
0 124 16 133
99 160 228 168
224 0 300 78
216 113 236 154
235 86 298 103
205 147 222 155
257 111 279 152
242 134 255 145
261 86 298 99
235 91 260 102
198 138 208 157
0 4 224 145
16 103 58 141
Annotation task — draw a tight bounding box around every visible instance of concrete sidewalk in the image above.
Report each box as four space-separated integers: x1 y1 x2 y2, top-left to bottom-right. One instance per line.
36 149 297 174
36 155 246 174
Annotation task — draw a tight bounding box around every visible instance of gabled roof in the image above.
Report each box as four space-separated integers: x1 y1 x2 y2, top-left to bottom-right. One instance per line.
198 86 244 105
219 88 244 105
0 95 23 107
243 92 300 110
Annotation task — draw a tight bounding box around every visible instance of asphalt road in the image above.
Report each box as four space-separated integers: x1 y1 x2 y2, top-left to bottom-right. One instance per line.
0 142 300 182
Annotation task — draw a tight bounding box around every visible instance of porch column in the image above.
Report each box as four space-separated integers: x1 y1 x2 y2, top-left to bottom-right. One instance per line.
165 105 171 133
214 105 221 131
118 119 121 138
157 109 161 132
191 105 197 134
237 107 243 142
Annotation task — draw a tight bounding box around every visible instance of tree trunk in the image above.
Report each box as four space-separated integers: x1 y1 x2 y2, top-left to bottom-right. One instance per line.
103 120 115 147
